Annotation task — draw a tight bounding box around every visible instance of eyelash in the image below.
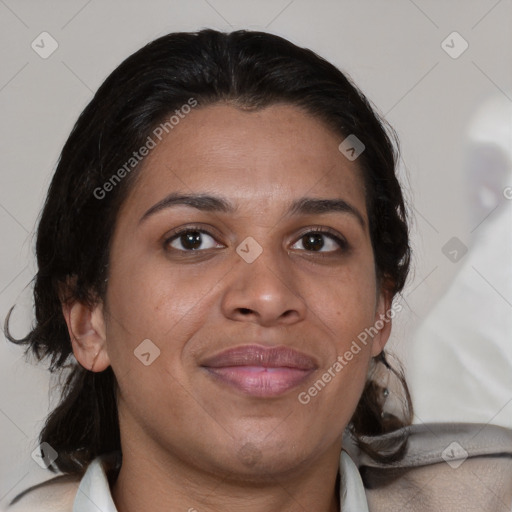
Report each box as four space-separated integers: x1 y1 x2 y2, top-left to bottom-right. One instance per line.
163 224 223 254
295 225 349 254
163 224 349 255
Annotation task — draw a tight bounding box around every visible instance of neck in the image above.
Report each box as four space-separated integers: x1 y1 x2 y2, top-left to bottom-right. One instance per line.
111 432 342 512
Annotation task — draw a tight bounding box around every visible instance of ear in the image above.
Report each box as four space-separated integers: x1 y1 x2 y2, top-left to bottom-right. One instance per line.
370 287 393 358
61 299 110 372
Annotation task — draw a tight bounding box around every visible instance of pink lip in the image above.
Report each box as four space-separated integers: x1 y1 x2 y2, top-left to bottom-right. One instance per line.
201 345 317 397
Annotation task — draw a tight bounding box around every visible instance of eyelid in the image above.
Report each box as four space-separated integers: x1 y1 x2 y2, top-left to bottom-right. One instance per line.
292 225 349 250
163 223 226 249
163 223 349 253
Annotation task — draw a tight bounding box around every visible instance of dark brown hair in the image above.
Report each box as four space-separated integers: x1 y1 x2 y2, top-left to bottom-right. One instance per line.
6 28 412 475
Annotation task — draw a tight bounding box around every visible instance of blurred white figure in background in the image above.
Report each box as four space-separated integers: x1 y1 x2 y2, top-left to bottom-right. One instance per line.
410 95 512 427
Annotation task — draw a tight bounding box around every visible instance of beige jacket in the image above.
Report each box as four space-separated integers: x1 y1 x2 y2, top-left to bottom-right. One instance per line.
8 422 512 511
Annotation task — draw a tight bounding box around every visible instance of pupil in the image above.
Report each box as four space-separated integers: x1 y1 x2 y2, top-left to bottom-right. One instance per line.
304 233 324 251
182 231 202 250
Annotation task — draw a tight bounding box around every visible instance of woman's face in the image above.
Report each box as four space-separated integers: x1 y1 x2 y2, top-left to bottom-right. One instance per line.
99 103 391 479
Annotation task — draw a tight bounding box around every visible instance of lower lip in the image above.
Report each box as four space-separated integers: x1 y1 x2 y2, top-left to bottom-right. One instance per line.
203 366 314 397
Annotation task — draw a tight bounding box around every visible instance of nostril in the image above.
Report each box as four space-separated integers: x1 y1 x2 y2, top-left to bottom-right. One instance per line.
239 308 252 315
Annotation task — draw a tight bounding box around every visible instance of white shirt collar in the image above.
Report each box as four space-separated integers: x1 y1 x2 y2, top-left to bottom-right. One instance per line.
339 450 370 512
73 450 369 512
72 453 118 512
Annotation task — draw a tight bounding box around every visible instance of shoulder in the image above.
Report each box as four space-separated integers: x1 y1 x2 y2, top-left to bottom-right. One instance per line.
7 451 121 512
355 422 512 512
7 474 81 512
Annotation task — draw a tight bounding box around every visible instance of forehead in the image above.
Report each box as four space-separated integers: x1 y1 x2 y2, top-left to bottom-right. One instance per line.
121 103 367 221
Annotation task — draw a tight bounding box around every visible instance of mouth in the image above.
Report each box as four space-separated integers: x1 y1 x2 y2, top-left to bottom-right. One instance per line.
200 345 317 398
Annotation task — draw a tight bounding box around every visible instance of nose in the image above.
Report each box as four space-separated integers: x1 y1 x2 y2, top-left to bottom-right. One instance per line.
220 246 307 327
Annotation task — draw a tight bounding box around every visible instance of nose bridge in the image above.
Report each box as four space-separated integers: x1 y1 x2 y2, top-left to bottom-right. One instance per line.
221 235 306 325
239 239 290 293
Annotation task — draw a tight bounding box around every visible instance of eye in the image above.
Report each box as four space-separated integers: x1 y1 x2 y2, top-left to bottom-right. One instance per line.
165 227 223 251
291 228 348 253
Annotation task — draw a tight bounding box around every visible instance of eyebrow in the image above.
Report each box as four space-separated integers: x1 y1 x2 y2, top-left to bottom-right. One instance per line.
139 193 233 223
288 197 366 229
139 193 366 229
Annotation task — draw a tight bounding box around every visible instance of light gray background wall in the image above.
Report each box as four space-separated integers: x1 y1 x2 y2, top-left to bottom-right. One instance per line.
1 0 511 507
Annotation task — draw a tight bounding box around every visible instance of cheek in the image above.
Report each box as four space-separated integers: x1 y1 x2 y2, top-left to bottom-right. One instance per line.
103 258 212 435
105 252 221 338
297 257 377 405
296 306 373 439
305 257 378 345
102 248 234 392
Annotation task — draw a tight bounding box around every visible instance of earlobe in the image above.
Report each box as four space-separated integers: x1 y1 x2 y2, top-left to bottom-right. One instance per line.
61 300 110 372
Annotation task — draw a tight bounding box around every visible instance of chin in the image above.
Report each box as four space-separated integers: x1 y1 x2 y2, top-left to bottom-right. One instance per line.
206 435 316 482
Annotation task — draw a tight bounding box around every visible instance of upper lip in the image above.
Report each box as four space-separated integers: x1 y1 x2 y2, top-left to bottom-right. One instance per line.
200 345 318 370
